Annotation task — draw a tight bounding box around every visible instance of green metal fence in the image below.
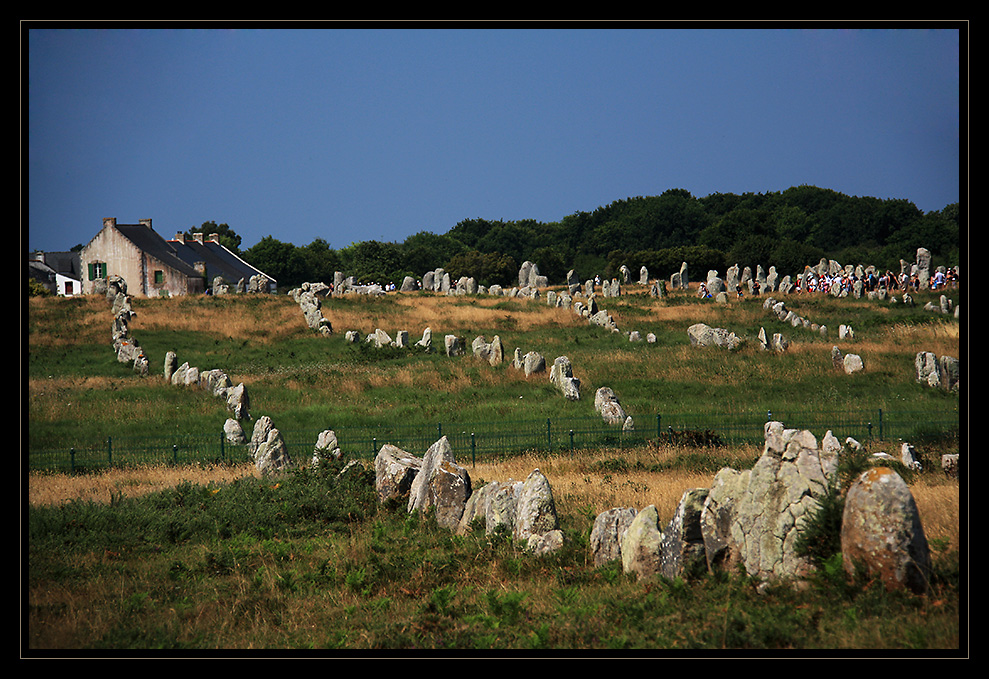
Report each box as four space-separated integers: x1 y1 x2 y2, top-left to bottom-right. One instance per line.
27 406 960 473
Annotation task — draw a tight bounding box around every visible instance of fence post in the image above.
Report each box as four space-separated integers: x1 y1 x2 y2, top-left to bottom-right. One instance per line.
569 429 574 451
656 414 661 439
173 444 178 465
437 423 442 439
70 448 75 474
107 437 112 468
878 408 883 440
471 432 476 467
220 433 225 462
546 418 552 450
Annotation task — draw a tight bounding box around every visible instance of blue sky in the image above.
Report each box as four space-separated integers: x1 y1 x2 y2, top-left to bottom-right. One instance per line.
25 25 963 254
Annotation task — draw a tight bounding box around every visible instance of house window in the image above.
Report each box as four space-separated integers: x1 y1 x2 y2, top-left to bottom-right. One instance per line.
64 281 74 295
154 270 164 284
88 262 107 280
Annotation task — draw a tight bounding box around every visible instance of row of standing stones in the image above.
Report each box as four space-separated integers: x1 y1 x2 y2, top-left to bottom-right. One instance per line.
99 269 956 594
238 415 947 595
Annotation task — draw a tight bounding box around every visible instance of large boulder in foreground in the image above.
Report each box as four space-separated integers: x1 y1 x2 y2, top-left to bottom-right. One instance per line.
841 467 932 594
701 422 837 584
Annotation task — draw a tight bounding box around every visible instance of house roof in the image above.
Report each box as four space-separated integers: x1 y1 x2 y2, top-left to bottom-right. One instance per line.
34 251 83 278
114 223 202 279
113 222 274 285
169 236 275 285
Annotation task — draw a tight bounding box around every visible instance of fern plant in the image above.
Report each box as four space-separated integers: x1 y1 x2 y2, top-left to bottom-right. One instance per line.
795 443 875 568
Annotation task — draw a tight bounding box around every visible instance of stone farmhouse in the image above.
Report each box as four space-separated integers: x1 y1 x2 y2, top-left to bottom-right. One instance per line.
79 217 275 297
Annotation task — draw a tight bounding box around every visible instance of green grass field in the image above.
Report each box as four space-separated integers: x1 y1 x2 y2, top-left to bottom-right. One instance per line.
25 282 963 653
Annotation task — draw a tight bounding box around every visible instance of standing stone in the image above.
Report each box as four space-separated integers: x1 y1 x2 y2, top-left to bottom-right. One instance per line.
916 248 931 290
590 507 638 567
620 505 665 580
407 436 472 530
513 469 559 542
374 444 421 504
485 479 523 536
312 429 341 466
457 480 499 535
939 355 960 392
941 454 959 479
841 467 931 594
372 328 393 348
226 382 250 420
594 387 627 425
700 467 750 571
415 327 432 352
249 416 274 457
659 488 709 580
843 353 864 374
708 423 837 584
444 334 464 357
132 352 149 377
255 427 291 475
523 351 545 377
900 442 921 471
519 261 534 289
164 351 178 382
526 529 565 556
488 335 504 366
639 266 649 285
550 356 580 400
223 418 246 445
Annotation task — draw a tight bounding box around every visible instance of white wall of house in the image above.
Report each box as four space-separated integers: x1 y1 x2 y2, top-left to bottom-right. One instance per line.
55 272 81 296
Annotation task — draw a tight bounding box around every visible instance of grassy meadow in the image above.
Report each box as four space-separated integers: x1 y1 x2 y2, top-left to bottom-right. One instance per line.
25 280 964 653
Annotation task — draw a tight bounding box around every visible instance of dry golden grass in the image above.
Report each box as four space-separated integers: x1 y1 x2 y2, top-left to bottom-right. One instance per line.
471 449 718 526
130 296 307 343
27 296 110 347
381 293 586 334
27 463 260 507
27 446 960 553
911 481 962 553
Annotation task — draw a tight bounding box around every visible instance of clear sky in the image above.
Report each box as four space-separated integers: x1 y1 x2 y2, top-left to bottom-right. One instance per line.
25 24 964 254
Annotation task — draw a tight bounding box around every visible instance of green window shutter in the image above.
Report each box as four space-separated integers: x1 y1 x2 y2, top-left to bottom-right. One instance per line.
88 263 95 281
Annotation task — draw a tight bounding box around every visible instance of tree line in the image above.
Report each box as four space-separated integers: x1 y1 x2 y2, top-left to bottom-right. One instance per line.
192 185 961 291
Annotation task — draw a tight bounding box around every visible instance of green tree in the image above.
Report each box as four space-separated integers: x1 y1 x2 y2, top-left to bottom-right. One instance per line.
401 231 468 274
445 250 517 287
301 238 342 284
726 234 777 273
769 239 826 278
338 240 404 285
242 236 308 289
530 246 566 285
